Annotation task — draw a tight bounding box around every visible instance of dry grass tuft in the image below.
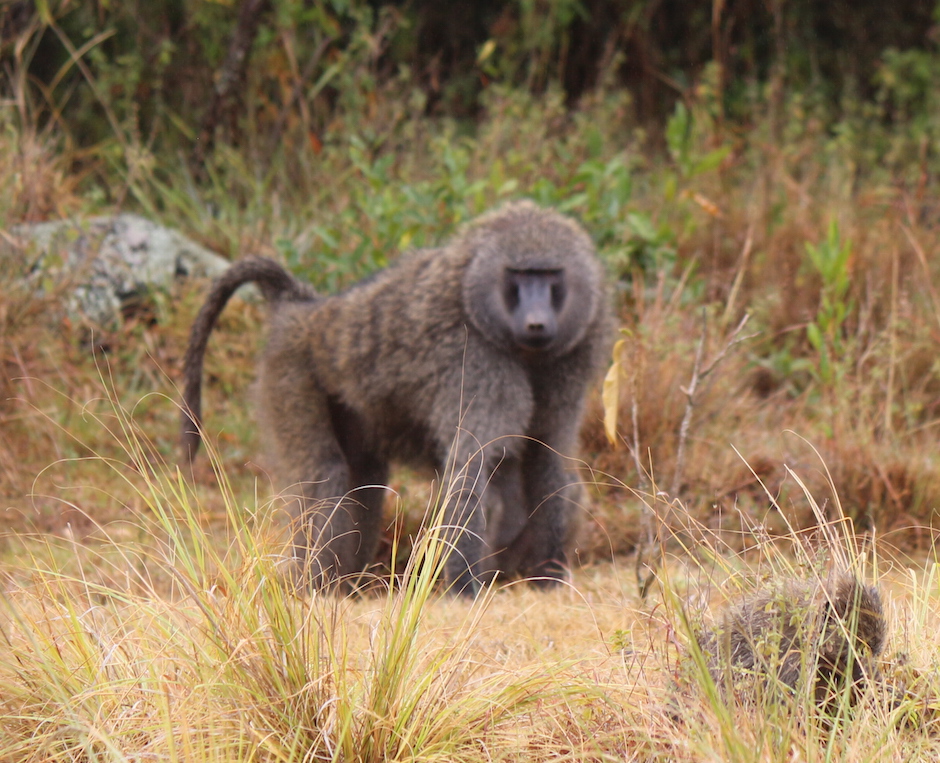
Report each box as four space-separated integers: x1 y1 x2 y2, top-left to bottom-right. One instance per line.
1 378 939 761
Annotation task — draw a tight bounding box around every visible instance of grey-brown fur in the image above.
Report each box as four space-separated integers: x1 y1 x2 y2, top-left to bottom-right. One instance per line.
697 574 886 708
181 201 612 595
181 257 317 462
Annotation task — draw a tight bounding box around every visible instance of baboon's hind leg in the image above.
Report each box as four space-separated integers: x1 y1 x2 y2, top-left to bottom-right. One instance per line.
258 344 365 590
330 399 390 582
281 411 389 591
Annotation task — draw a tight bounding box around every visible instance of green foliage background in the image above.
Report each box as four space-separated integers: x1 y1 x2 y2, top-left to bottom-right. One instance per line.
5 0 940 541
7 0 940 191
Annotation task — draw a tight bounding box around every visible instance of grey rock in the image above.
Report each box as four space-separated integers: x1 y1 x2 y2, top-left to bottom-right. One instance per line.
11 214 234 327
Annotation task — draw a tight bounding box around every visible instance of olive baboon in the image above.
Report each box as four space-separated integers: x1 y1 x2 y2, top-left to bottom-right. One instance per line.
696 573 886 709
181 201 612 595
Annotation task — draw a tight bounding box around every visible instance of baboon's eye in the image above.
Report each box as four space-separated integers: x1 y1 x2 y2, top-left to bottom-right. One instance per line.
504 277 520 310
551 281 566 310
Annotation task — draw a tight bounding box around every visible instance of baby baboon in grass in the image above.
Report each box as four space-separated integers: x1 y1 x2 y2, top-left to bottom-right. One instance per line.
181 201 612 595
696 573 887 710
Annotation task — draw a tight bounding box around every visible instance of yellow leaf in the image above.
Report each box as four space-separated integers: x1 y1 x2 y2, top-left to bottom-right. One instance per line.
692 191 723 219
477 39 496 65
602 339 625 447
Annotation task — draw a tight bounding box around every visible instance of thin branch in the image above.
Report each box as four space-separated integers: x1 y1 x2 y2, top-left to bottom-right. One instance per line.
670 315 708 498
722 222 755 325
670 311 755 498
901 224 940 334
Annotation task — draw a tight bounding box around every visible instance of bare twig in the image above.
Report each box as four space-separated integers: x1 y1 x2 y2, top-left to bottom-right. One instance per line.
622 340 645 484
630 386 644 483
618 337 664 598
722 222 755 325
901 224 940 334
670 311 755 498
885 245 899 436
635 495 662 598
669 315 707 499
634 311 755 598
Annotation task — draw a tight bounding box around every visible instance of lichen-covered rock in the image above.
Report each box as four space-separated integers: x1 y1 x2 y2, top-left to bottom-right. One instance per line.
11 214 233 327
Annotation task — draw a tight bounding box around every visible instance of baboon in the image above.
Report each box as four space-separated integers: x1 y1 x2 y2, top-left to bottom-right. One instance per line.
696 573 887 709
181 201 612 595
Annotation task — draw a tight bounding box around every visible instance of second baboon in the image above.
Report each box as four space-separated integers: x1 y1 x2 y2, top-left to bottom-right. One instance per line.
696 573 887 709
181 201 612 595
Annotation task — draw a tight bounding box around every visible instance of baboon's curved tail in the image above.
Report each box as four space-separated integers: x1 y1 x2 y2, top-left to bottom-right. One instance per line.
181 256 316 462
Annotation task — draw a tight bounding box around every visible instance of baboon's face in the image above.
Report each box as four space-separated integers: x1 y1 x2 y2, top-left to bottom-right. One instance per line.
460 203 604 358
502 268 566 351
